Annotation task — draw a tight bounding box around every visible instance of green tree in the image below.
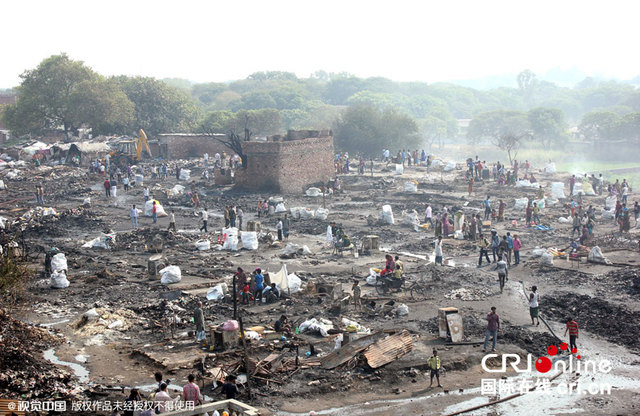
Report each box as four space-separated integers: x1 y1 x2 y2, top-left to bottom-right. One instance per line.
113 76 201 136
333 105 419 156
517 69 538 108
467 110 530 144
615 113 640 143
578 111 620 141
527 107 568 148
2 54 97 135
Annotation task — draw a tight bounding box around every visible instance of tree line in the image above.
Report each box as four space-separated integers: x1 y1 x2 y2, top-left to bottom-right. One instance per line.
2 54 639 156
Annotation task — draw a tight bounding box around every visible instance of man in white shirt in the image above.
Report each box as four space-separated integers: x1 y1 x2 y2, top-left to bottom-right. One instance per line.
154 383 175 414
143 187 150 202
199 208 208 233
425 204 433 226
434 236 443 265
529 285 540 326
130 205 138 229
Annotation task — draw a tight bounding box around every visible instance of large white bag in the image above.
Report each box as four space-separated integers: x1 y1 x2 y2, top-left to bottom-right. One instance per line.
380 205 395 225
179 169 191 181
160 266 182 284
50 270 70 289
305 187 321 197
222 227 239 251
514 198 528 210
241 232 258 250
195 239 211 251
544 163 556 173
551 182 565 199
299 208 315 219
395 164 404 175
275 203 287 213
605 196 617 210
287 273 302 293
540 252 554 267
50 253 68 272
207 284 225 301
82 233 116 249
443 161 456 172
144 200 167 217
315 208 329 221
404 181 418 193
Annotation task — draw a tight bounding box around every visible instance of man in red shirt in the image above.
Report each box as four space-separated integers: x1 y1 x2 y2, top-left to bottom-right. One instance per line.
182 374 202 406
564 317 579 351
152 201 158 223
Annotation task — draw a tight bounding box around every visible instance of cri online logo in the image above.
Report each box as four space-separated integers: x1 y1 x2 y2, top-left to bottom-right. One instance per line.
481 343 610 374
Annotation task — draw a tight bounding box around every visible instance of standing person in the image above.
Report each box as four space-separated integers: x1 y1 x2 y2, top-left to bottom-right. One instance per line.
506 232 514 265
525 202 533 227
143 186 150 202
598 174 604 195
477 233 491 267
35 185 43 205
564 317 579 352
123 389 142 416
532 202 541 225
424 204 433 227
130 205 139 229
229 206 237 228
200 208 208 233
152 201 158 224
571 214 581 237
237 206 244 231
529 286 540 326
427 349 442 388
235 267 248 299
512 234 522 265
498 199 505 222
276 218 284 241
224 206 230 228
569 174 576 196
253 269 264 304
282 214 290 241
111 179 117 200
352 279 361 310
220 375 239 400
123 175 130 192
193 301 206 342
634 201 640 227
470 214 478 241
168 209 177 232
490 230 500 263
483 306 500 352
434 236 443 265
154 383 175 414
496 254 508 293
370 158 374 176
468 176 474 196
104 178 111 197
483 196 491 220
182 374 202 406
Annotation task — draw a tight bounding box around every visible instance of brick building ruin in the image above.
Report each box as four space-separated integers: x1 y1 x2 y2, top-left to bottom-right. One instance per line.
236 130 334 194
156 133 229 159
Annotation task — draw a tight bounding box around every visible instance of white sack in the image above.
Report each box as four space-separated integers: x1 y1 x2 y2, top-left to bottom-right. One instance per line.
544 163 556 173
179 169 191 181
601 208 615 219
551 182 565 199
305 187 322 197
514 198 528 210
195 239 211 251
540 252 554 267
275 203 287 213
144 200 167 217
443 161 456 172
404 181 418 193
50 270 70 289
299 318 334 337
160 265 182 284
395 164 404 175
241 232 258 250
530 247 546 258
582 182 596 196
82 233 116 249
588 246 610 264
380 205 395 225
605 196 617 210
206 284 225 301
315 208 329 221
50 253 68 271
558 217 570 223
299 208 315 219
287 273 302 293
397 304 409 316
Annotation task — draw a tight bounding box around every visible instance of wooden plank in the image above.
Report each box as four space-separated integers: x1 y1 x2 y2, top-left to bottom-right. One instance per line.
446 313 464 343
363 330 413 369
320 332 387 369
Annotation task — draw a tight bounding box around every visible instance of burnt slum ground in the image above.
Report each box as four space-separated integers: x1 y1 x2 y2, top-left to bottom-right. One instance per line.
2 159 640 416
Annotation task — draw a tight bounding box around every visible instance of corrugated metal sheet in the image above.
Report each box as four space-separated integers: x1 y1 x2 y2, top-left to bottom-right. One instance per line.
364 330 413 369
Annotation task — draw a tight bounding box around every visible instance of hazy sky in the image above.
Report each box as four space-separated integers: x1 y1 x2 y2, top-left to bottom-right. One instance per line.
2 0 638 87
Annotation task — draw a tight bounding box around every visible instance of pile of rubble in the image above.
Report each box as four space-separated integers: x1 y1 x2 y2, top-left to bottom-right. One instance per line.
0 309 79 399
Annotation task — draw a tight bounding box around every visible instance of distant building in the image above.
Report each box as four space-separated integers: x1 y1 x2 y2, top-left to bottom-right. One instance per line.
235 130 335 194
156 133 230 159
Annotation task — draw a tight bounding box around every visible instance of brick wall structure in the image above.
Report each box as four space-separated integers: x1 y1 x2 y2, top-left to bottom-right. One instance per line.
157 133 231 159
236 131 334 194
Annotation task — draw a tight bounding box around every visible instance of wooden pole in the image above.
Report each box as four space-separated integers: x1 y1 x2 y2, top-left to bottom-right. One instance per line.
237 316 252 400
233 274 237 320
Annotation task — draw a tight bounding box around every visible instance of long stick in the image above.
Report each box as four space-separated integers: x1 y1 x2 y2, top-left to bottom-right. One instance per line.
237 316 252 400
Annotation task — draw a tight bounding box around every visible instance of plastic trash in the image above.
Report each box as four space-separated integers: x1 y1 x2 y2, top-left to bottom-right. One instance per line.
50 270 69 288
207 284 225 301
402 210 420 231
195 239 211 251
315 208 329 221
299 208 315 219
170 184 185 196
84 308 99 320
305 187 322 197
287 273 302 293
0 216 6 229
179 169 191 181
514 198 528 210
83 197 91 206
530 247 546 258
551 182 565 199
222 227 239 251
159 265 182 284
50 253 68 271
395 164 404 175
443 161 456 172
299 318 334 337
0 180 5 190
144 200 167 217
380 205 395 225
108 320 124 329
588 246 610 264
222 319 239 331
244 330 261 340
540 252 554 266
558 217 570 223
544 163 556 173
397 304 409 316
605 196 617 210
135 174 144 185
82 233 116 249
275 203 287 213
404 181 418 193
241 232 259 250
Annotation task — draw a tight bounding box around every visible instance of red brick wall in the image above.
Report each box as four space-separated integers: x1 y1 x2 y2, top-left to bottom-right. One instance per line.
236 135 334 194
